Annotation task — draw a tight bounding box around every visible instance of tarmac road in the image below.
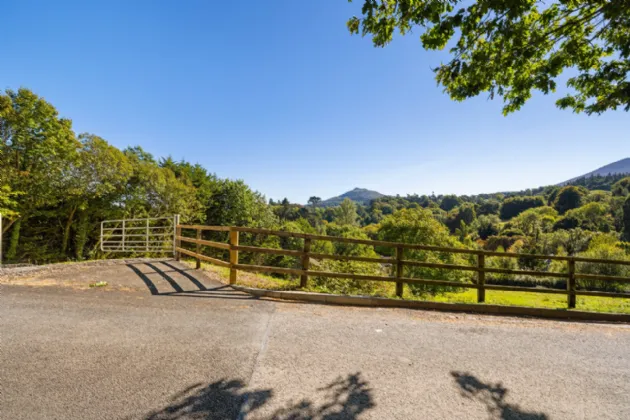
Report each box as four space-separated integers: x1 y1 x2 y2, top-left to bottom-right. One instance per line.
2 260 629 419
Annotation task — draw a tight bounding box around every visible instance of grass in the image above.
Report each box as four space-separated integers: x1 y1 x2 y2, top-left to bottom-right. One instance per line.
89 281 108 288
190 261 630 315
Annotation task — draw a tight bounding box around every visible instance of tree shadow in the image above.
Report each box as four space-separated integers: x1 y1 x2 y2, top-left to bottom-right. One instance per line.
451 371 548 420
143 379 271 420
269 372 374 420
143 373 374 420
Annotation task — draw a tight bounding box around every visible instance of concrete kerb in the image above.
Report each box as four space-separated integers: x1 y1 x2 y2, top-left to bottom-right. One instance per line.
231 284 630 323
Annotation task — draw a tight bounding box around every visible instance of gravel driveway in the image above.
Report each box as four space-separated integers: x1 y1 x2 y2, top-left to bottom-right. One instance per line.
1 260 629 419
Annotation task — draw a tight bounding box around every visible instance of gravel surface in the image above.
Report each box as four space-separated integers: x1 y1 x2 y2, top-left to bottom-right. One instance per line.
2 260 629 419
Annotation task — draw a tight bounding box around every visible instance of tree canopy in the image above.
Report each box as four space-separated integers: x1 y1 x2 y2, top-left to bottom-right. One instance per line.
347 0 630 115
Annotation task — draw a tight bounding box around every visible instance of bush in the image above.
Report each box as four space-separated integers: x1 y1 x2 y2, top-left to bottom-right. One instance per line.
308 225 385 295
378 208 475 296
484 235 522 251
576 237 630 291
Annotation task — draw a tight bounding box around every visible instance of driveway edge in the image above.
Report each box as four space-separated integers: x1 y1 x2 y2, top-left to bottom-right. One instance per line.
231 285 630 323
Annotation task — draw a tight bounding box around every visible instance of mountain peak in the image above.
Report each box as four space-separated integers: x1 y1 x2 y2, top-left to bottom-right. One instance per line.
561 158 630 185
319 188 385 207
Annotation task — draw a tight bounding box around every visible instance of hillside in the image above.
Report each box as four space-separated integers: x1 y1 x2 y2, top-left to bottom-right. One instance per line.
320 188 385 207
560 158 630 185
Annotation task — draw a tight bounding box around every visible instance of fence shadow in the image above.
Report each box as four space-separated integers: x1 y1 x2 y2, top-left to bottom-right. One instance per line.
126 262 256 301
451 371 548 420
143 373 374 420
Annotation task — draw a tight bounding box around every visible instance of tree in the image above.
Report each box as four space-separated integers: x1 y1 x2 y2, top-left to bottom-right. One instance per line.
308 196 322 207
378 208 472 295
623 197 630 241
206 179 276 228
347 0 630 115
439 195 461 212
0 88 79 260
335 198 359 226
476 214 501 240
477 200 500 216
612 177 630 197
554 186 587 214
500 196 545 220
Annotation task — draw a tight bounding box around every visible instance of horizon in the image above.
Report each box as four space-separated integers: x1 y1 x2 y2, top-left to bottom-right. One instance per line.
3 0 629 204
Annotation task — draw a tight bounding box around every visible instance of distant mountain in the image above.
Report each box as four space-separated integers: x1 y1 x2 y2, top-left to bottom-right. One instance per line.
560 158 630 185
320 188 385 207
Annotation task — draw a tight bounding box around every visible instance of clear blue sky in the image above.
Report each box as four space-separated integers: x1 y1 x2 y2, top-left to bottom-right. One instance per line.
3 0 628 203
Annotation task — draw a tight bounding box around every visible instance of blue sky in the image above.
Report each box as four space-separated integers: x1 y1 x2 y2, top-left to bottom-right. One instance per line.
3 0 628 203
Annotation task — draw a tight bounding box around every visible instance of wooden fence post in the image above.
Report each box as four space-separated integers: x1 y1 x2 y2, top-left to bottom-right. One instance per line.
175 215 181 261
395 246 404 298
229 228 239 285
300 238 311 288
145 219 150 252
195 228 201 269
122 219 126 252
477 253 485 303
568 259 576 309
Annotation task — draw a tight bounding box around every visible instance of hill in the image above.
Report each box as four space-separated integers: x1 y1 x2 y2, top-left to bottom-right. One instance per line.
560 158 630 185
320 188 385 207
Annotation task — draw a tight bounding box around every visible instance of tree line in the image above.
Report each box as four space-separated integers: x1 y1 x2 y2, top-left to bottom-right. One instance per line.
2 88 630 296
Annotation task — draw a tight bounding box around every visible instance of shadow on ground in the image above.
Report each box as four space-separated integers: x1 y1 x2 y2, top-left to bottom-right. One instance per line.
451 371 548 420
144 373 373 420
126 261 256 300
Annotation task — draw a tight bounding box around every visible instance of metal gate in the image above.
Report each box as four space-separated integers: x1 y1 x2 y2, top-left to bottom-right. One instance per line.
100 215 179 255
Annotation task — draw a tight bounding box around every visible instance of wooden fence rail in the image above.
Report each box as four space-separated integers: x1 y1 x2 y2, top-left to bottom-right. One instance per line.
175 225 630 309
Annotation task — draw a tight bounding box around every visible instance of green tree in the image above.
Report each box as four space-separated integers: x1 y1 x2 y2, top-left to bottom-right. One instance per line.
500 196 545 220
308 196 322 207
554 186 587 214
476 199 500 216
476 214 501 240
623 197 630 241
439 195 461 212
335 198 359 226
378 208 473 295
0 88 79 260
612 177 630 197
206 179 276 228
348 0 630 115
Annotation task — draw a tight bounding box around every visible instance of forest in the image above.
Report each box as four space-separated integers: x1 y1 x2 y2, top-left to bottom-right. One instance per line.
2 88 630 297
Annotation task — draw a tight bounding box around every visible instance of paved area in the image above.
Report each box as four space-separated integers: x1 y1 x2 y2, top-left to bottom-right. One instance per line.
2 260 630 419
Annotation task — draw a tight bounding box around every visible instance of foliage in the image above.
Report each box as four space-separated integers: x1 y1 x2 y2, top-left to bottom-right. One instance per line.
3 87 630 294
500 196 545 220
554 186 588 214
439 195 461 212
511 207 558 239
476 199 501 216
335 198 359 226
310 225 384 295
612 177 630 197
576 235 630 291
476 214 501 240
378 208 474 295
623 197 630 241
348 0 630 115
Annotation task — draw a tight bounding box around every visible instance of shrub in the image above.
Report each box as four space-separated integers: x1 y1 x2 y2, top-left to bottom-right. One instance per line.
576 238 630 291
378 208 474 296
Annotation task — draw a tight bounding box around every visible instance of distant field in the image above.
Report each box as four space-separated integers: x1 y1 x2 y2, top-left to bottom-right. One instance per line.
193 262 630 315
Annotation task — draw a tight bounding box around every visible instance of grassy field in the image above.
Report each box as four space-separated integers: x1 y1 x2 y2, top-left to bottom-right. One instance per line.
189 261 630 315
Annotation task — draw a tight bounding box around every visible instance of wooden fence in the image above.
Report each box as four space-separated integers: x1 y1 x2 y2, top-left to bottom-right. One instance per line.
175 225 630 309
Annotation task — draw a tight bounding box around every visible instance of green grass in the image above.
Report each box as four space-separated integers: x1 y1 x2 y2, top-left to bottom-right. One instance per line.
190 261 630 315
89 281 108 288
